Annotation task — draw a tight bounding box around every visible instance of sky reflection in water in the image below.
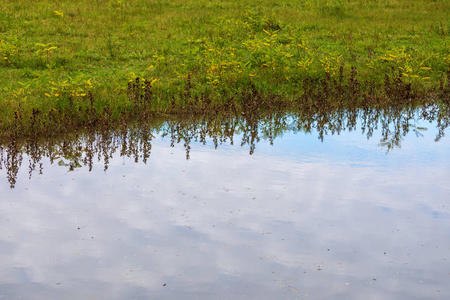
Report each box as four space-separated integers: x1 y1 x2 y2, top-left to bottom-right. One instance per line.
1 115 450 300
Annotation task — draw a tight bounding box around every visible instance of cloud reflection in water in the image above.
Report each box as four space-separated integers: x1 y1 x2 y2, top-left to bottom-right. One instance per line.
0 114 450 299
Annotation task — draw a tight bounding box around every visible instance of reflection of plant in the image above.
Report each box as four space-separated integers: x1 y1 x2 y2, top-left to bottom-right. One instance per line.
55 151 82 172
57 158 82 171
3 104 450 188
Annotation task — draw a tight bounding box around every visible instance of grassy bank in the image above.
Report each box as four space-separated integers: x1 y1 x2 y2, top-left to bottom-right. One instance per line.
1 0 450 137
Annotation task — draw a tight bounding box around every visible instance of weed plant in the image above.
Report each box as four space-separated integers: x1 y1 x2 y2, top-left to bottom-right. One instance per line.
0 0 449 138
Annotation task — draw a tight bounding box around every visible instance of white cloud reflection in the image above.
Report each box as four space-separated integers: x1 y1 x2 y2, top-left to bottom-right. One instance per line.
1 125 450 299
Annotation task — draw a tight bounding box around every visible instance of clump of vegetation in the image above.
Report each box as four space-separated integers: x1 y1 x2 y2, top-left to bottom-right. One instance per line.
0 0 449 138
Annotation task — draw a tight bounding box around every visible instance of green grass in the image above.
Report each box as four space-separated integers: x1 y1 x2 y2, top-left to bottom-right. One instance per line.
1 0 450 137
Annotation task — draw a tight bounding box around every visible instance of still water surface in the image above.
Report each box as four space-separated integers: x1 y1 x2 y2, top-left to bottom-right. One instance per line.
1 111 450 299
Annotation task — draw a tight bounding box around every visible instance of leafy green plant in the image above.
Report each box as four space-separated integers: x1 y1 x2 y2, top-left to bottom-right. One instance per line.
34 43 58 69
0 35 20 65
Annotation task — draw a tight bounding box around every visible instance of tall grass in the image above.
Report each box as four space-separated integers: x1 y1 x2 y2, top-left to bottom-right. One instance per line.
0 0 449 136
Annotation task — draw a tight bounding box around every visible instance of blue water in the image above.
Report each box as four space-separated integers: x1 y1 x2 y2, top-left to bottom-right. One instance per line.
1 113 449 299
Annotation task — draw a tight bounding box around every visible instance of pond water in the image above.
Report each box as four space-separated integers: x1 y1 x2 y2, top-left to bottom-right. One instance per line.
1 108 450 299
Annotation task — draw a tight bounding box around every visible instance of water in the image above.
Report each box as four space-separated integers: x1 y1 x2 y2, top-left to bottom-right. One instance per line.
1 109 450 299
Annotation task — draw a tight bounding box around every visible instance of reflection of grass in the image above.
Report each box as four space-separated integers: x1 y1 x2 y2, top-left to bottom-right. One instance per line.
2 100 450 188
0 0 449 136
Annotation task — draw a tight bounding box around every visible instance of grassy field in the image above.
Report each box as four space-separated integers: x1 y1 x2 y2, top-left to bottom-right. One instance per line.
1 0 450 137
